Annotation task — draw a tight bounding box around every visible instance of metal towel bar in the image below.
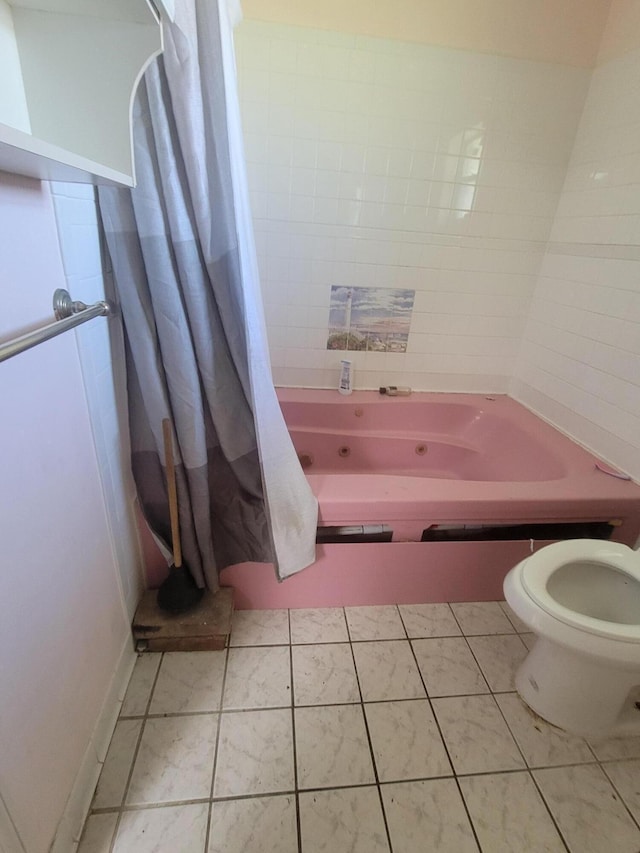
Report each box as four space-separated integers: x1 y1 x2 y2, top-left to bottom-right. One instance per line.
0 289 111 364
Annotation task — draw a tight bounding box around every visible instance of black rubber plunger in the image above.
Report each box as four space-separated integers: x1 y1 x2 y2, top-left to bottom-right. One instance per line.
157 419 204 614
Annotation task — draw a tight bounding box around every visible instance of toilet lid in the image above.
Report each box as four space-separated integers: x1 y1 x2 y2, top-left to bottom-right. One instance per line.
521 539 640 642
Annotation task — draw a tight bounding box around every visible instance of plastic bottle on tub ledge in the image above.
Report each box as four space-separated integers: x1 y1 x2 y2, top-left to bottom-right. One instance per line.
379 386 412 396
338 359 353 395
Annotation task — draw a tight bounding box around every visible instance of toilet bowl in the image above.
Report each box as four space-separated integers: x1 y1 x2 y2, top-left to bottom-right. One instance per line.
503 538 640 738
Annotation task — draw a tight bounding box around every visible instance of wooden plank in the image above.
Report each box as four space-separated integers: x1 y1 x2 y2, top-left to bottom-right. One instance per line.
132 587 234 640
137 635 228 652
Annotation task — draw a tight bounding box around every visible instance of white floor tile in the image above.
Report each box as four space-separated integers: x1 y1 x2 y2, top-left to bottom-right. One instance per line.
602 759 640 822
208 795 298 853
120 654 161 717
223 646 291 710
126 715 217 805
82 599 640 853
292 644 360 705
534 764 640 853
214 708 294 797
433 695 525 775
92 720 142 809
299 786 389 853
149 652 226 714
113 803 208 853
467 634 528 692
460 771 565 853
364 700 451 782
588 733 640 761
295 704 375 789
450 602 515 635
290 608 349 644
230 610 290 646
77 813 118 853
345 606 406 640
381 778 478 853
496 692 595 768
352 640 425 701
499 600 530 632
398 603 461 638
412 637 488 696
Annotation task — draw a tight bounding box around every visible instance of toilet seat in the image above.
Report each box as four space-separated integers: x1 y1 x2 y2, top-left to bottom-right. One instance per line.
520 539 640 643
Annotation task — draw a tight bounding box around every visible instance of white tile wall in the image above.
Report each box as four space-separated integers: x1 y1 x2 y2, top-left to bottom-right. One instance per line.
51 181 145 618
235 20 589 390
552 49 640 246
512 46 640 481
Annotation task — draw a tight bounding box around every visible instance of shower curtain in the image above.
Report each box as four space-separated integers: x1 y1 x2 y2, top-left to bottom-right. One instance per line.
98 0 317 591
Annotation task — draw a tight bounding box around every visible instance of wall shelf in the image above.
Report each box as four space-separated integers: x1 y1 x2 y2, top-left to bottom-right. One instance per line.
0 0 172 186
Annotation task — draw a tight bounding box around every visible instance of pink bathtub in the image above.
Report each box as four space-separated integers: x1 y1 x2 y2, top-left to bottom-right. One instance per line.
220 390 640 608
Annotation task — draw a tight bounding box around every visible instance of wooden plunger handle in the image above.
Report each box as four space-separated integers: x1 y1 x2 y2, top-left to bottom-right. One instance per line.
162 418 183 569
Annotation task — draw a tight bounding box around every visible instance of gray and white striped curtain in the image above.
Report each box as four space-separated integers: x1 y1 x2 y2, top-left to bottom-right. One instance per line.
98 0 317 591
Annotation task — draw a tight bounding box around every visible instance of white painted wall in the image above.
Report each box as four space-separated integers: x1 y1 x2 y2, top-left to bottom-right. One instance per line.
598 0 640 62
0 174 135 853
241 0 611 68
12 7 161 179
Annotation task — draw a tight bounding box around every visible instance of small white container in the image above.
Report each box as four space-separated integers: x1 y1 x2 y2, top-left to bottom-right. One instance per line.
338 359 353 395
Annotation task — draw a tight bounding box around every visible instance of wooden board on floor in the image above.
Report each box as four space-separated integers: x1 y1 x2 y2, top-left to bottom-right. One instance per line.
132 587 233 652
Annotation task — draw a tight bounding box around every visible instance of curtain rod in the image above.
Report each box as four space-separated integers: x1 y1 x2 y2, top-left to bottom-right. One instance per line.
0 289 112 364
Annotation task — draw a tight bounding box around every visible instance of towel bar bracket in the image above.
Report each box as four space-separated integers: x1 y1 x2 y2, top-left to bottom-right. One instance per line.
53 288 110 321
0 288 112 364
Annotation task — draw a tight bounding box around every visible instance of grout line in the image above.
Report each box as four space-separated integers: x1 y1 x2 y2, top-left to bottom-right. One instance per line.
82 606 640 853
461 635 496 695
597 754 640 765
492 684 572 853
583 738 599 763
142 652 164 716
104 790 301 813
448 603 465 635
209 789 297 804
286 612 303 853
345 610 354 643
498 602 527 633
346 633 395 853
89 758 640 812
296 781 392 795
203 643 229 852
107 797 213 813
226 627 527 651
289 646 302 853
599 762 640 833
118 689 550 721
107 651 165 853
406 632 483 851
526 770 572 853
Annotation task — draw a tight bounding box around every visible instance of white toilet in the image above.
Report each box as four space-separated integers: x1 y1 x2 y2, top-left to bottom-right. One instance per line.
503 539 640 738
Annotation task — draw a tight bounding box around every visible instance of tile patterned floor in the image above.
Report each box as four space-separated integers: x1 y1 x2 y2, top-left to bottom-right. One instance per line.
78 601 640 853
